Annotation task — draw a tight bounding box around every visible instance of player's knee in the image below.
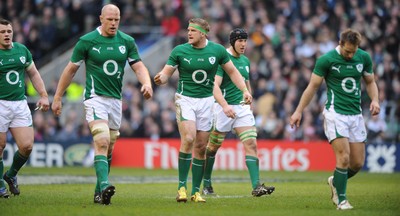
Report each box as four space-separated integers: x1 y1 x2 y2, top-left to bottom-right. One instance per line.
244 141 257 155
19 144 33 156
351 162 364 171
337 155 350 167
182 134 195 145
95 138 110 152
197 145 207 156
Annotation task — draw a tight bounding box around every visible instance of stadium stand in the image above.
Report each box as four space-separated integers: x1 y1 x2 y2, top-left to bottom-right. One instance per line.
2 0 399 143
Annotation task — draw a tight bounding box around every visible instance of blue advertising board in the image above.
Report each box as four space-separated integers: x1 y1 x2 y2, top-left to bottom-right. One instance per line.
363 143 400 173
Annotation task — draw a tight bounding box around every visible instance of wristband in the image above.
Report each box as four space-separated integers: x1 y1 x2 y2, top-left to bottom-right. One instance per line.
242 87 248 92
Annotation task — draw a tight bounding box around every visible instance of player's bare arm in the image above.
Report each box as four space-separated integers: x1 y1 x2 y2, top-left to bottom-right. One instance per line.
154 65 175 85
221 60 252 104
214 75 236 119
131 61 153 100
51 62 79 116
290 73 323 128
26 62 50 112
363 74 380 116
245 80 254 109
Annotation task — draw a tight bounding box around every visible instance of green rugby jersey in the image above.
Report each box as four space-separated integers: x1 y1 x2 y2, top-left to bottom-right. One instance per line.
313 47 373 115
0 42 33 100
71 27 141 100
216 50 250 105
167 41 230 98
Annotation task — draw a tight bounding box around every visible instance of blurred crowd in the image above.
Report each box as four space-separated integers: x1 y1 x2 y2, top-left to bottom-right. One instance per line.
3 0 399 144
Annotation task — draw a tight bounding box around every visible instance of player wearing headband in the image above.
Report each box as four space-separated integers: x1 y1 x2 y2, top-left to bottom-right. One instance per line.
154 19 253 203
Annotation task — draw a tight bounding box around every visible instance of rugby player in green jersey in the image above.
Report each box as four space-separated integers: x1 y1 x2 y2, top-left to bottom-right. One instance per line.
52 4 153 205
154 18 252 203
290 29 380 210
201 28 275 197
0 18 50 198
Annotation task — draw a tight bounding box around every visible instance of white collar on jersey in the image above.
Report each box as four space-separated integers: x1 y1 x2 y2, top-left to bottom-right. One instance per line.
335 45 340 54
96 26 102 35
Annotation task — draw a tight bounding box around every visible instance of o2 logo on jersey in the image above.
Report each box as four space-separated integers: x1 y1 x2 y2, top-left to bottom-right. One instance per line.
6 70 22 87
192 70 208 84
103 60 122 78
341 77 359 95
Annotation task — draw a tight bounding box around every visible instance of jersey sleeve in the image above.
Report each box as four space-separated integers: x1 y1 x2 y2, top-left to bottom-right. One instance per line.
313 55 329 77
363 51 373 75
166 46 180 67
127 38 141 64
23 44 33 69
218 45 230 65
70 39 87 64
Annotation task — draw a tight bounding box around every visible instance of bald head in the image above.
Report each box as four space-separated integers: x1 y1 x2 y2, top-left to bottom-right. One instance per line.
101 4 120 16
99 4 120 37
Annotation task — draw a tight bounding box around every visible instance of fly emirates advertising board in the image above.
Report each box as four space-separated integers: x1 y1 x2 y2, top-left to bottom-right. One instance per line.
112 139 336 171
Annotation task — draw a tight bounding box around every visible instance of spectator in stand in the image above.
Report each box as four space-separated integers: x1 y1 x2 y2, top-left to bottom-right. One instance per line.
161 10 181 36
38 6 56 55
366 114 387 144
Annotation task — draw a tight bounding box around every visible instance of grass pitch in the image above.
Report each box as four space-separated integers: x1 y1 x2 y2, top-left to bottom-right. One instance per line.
0 167 399 216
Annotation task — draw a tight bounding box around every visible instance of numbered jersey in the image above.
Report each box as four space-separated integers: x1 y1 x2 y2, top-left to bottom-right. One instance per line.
216 50 250 105
167 40 230 98
71 27 141 100
0 42 33 100
313 46 373 115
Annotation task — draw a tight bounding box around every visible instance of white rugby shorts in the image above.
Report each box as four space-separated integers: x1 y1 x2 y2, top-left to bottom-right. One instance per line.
83 96 122 130
213 103 255 132
175 93 214 131
323 107 367 143
0 100 32 132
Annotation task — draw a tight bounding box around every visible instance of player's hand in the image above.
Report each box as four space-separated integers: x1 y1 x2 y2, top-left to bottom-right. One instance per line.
370 100 380 116
51 97 63 117
223 105 236 119
36 96 50 112
154 72 168 85
242 91 252 105
289 112 302 128
141 84 153 100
